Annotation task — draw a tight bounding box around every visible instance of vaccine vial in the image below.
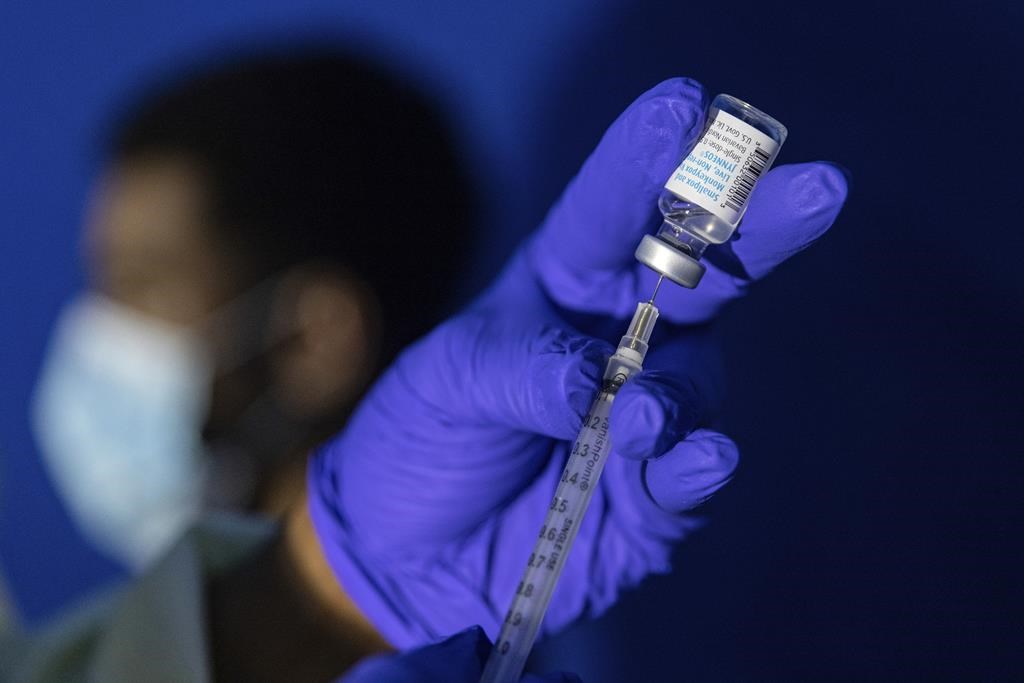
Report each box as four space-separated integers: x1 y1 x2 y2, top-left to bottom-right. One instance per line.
635 94 787 287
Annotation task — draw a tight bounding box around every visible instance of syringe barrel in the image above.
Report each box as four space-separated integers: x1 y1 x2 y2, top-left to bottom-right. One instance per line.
480 300 661 683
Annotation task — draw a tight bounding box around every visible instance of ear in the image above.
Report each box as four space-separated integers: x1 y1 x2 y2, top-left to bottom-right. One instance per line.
268 268 380 422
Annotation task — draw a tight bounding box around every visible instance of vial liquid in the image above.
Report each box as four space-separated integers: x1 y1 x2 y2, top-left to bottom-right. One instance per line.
636 94 787 288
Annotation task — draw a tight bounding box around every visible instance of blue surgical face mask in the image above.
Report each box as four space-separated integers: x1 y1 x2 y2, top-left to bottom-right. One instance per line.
31 294 213 571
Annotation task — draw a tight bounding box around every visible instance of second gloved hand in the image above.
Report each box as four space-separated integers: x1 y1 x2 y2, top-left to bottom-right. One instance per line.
342 626 580 683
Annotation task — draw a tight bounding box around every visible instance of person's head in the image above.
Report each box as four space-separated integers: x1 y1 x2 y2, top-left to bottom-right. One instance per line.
33 44 473 567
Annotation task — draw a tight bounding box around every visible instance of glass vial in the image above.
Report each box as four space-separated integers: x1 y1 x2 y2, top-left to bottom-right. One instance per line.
635 94 787 288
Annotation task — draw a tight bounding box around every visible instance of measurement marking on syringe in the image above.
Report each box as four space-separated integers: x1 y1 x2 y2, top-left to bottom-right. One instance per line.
577 410 609 490
481 302 660 683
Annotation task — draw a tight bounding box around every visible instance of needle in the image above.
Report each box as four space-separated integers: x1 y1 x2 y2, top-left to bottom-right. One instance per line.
648 275 665 303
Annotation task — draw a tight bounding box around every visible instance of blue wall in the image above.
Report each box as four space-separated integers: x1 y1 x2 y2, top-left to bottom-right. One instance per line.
2 0 1021 679
0 0 606 623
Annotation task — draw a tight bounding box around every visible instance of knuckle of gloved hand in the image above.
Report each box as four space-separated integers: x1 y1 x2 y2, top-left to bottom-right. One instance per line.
530 326 608 368
437 311 495 358
409 312 503 400
529 326 609 424
602 78 708 190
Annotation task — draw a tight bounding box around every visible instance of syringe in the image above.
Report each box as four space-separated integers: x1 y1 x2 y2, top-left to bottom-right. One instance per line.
479 279 663 683
480 92 786 682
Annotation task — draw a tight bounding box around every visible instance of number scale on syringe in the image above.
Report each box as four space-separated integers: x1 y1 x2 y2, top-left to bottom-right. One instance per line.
480 297 660 683
482 382 621 682
482 94 786 683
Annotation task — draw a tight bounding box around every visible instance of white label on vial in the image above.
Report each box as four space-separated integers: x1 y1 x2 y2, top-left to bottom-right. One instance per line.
664 109 779 225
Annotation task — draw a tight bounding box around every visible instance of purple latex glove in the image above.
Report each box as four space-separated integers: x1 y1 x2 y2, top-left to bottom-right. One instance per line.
309 77 848 648
514 78 847 326
311 314 724 646
341 626 580 683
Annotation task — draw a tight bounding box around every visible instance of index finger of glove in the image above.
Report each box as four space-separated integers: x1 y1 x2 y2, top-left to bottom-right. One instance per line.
530 78 708 281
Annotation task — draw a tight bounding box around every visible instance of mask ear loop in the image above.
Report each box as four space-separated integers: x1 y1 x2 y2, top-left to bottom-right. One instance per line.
203 383 310 511
197 273 298 377
197 270 329 511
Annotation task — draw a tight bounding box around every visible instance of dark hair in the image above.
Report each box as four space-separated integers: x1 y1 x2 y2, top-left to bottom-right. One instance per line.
109 45 474 363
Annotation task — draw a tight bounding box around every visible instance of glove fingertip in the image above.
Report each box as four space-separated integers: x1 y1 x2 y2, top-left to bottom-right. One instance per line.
645 429 740 513
792 161 849 220
756 161 848 238
622 77 709 186
732 161 849 281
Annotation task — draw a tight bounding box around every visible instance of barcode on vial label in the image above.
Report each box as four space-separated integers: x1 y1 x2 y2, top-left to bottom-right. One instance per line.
664 108 780 225
723 146 770 213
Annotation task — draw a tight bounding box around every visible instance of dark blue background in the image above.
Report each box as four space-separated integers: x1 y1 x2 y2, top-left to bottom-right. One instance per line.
2 1 1021 679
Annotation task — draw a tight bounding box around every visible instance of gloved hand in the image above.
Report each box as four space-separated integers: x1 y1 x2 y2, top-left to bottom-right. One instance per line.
309 77 848 648
341 626 580 683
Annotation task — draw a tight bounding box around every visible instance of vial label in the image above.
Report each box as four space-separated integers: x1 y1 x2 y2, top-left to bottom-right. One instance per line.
664 109 780 225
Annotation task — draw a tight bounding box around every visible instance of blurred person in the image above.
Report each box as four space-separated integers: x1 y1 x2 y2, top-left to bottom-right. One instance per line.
30 46 473 571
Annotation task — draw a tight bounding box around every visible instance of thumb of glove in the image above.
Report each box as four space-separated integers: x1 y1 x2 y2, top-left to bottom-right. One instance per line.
393 314 614 440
